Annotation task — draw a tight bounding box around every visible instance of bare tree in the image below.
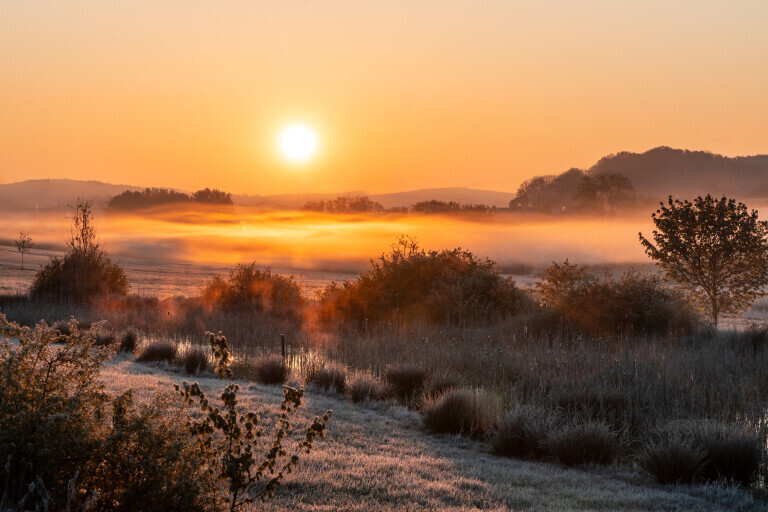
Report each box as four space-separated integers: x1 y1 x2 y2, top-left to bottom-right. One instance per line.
15 232 33 270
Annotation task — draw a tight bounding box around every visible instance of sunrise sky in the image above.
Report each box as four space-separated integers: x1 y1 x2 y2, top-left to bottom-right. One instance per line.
2 1 768 195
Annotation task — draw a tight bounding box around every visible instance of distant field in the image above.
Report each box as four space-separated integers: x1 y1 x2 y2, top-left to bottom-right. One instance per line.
0 245 357 298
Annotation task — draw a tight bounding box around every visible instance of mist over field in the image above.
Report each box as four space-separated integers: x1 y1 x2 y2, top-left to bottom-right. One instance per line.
1 206 660 273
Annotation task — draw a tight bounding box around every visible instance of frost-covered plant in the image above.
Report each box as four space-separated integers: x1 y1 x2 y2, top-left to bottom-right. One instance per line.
177 331 332 511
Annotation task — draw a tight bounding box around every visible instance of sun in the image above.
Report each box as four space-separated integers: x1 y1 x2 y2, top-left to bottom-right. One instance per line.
278 123 318 162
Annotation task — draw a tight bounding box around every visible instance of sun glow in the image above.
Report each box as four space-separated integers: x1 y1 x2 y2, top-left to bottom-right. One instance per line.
278 124 318 162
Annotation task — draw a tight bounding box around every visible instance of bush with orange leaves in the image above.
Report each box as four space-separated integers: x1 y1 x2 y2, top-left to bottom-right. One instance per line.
201 263 304 319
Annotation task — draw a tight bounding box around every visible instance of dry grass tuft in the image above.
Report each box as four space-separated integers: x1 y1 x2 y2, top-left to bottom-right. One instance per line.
347 372 388 403
137 340 177 363
544 420 618 466
420 388 498 437
310 362 347 393
254 354 289 385
492 405 561 459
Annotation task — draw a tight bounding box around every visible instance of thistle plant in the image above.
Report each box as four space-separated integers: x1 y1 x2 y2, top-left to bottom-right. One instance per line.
176 331 331 512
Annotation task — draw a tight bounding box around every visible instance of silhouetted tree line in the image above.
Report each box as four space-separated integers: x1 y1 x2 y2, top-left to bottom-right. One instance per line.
108 187 233 210
301 196 494 215
510 170 638 215
302 196 385 213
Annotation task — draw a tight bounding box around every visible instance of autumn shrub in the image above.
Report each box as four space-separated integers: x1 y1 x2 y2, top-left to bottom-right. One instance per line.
492 405 561 459
347 372 388 403
385 364 427 403
180 346 209 374
536 261 701 336
544 420 618 466
310 362 347 393
137 340 177 363
254 353 289 385
420 388 498 437
201 263 304 318
318 236 528 325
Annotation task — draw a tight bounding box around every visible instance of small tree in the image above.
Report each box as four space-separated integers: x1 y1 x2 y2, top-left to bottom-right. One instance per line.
639 195 768 324
31 199 128 300
15 232 33 269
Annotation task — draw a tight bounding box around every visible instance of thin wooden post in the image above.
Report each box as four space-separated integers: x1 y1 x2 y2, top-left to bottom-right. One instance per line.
280 334 286 358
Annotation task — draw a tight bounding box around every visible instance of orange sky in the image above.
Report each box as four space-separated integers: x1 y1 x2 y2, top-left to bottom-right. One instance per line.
2 1 768 195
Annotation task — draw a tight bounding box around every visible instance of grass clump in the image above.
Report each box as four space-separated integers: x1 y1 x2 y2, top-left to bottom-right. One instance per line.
693 422 764 486
201 263 304 318
420 388 498 437
386 365 427 403
421 371 461 400
347 372 388 403
254 353 289 385
492 405 561 459
95 330 117 347
119 328 138 353
137 340 178 363
318 236 528 326
638 432 707 485
544 420 618 466
180 346 209 375
310 362 347 393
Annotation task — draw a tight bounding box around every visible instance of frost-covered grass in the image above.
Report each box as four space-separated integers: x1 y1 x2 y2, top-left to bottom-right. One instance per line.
99 355 764 512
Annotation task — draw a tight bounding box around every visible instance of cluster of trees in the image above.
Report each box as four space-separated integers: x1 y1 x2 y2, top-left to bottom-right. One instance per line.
301 195 384 213
108 187 233 210
301 196 494 215
510 169 638 215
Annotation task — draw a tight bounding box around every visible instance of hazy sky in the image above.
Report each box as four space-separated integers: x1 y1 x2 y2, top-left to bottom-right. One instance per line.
2 1 768 195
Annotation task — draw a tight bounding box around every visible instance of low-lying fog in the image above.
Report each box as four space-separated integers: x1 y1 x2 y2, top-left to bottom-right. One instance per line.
1 205 665 296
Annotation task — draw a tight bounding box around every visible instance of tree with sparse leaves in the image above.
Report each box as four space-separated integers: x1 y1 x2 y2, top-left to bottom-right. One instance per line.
15 231 33 269
639 195 768 325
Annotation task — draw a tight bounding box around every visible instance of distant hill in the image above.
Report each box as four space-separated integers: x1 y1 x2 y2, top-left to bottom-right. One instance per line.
0 179 144 212
587 147 768 199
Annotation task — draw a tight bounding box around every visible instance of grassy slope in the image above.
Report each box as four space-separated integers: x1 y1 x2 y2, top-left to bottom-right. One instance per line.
100 356 762 512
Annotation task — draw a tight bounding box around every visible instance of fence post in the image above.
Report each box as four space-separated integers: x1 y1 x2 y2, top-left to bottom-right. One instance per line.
280 334 286 358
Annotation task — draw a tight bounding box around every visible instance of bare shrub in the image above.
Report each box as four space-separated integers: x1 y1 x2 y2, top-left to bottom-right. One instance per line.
385 365 427 402
137 341 177 363
347 372 388 403
420 388 498 437
310 362 347 393
492 405 561 459
638 433 707 485
254 354 289 385
318 236 529 326
544 420 618 466
201 263 304 318
180 346 209 375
